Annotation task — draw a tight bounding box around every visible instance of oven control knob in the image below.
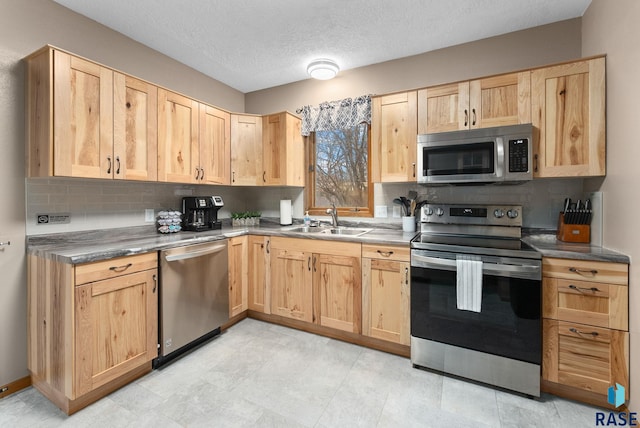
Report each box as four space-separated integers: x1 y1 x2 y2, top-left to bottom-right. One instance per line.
435 208 444 216
493 209 505 218
507 209 519 219
424 207 433 216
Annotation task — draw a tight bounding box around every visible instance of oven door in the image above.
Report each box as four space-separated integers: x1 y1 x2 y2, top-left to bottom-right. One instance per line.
410 249 541 364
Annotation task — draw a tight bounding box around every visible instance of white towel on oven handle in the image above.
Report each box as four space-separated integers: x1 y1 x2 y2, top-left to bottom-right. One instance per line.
456 254 483 312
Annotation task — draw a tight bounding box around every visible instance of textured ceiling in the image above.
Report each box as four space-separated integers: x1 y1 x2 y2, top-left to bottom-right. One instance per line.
52 0 591 93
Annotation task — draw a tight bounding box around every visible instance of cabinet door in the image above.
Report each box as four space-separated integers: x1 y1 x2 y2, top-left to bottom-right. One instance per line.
157 89 199 183
53 51 113 178
270 245 313 322
248 236 270 313
228 236 248 317
543 319 628 400
371 91 418 182
362 258 410 345
532 58 606 177
74 269 157 397
200 104 230 185
313 253 361 333
231 114 263 185
470 72 531 129
262 113 287 185
113 73 157 181
417 82 468 134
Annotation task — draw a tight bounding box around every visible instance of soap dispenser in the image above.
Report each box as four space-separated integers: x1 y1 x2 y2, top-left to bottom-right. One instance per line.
304 211 311 226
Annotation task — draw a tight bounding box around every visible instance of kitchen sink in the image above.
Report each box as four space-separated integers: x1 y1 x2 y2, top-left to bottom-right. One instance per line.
320 227 373 236
285 226 372 236
285 226 324 233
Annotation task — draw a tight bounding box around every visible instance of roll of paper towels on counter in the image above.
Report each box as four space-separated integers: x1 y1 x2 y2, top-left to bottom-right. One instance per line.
280 199 292 225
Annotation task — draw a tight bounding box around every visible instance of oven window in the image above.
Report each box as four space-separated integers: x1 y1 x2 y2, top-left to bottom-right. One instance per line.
411 266 540 364
425 141 495 176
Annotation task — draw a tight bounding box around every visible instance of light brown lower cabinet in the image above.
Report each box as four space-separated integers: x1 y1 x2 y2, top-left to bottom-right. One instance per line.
541 257 629 409
228 236 248 317
269 237 361 333
248 235 271 313
362 244 410 345
28 252 158 415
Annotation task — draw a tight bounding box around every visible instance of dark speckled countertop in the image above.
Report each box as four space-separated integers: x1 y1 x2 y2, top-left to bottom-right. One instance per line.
27 220 418 264
27 221 629 265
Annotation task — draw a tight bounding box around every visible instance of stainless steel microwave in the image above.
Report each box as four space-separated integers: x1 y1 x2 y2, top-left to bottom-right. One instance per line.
416 124 533 184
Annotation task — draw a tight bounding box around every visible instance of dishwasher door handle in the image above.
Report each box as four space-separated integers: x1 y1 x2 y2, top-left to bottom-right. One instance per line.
164 243 227 262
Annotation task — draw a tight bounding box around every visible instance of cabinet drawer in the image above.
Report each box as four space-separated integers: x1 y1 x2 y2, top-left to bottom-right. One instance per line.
543 277 628 330
543 319 629 398
362 244 409 262
543 258 628 285
75 252 158 285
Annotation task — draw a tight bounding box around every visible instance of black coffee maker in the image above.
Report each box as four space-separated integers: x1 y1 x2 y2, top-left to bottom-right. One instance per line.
182 196 224 231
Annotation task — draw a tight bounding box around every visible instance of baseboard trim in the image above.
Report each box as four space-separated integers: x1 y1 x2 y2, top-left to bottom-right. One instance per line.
0 376 32 400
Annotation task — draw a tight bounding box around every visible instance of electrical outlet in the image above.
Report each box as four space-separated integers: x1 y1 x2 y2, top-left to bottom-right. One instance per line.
375 205 388 218
145 209 155 222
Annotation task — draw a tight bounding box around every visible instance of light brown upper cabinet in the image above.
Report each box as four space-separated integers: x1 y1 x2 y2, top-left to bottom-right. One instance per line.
158 89 230 184
371 91 418 182
531 57 606 178
26 47 158 180
199 104 231 185
231 114 263 185
417 72 531 134
230 112 304 186
262 112 304 186
113 73 158 181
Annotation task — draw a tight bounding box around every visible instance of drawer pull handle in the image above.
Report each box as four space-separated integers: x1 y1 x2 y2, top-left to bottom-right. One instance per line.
109 263 133 272
569 267 598 276
377 250 394 257
568 284 601 293
152 274 157 293
569 327 599 337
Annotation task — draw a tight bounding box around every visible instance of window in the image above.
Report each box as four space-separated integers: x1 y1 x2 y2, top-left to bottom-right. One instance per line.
307 123 372 216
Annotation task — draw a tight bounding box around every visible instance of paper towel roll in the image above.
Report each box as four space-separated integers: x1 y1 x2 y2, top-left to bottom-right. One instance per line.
280 199 292 225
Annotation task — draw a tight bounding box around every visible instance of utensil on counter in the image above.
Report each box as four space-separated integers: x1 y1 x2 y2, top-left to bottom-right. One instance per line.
561 197 592 224
409 199 416 217
393 198 406 216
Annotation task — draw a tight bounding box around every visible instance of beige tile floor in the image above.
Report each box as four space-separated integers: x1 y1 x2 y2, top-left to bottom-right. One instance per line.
0 318 603 427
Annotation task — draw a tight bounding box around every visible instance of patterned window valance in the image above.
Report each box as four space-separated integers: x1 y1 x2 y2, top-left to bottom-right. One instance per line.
296 95 371 136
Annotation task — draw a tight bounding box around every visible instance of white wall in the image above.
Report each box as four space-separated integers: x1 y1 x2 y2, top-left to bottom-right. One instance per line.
582 0 640 413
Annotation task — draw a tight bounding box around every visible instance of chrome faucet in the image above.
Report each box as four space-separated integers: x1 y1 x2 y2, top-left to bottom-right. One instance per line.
326 204 339 227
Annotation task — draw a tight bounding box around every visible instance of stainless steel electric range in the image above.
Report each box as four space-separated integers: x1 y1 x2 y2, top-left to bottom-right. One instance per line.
410 203 542 397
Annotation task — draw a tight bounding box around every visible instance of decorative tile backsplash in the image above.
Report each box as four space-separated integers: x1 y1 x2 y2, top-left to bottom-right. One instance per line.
26 177 583 235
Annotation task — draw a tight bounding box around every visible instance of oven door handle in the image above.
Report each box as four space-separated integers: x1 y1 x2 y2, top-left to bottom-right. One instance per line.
411 254 541 276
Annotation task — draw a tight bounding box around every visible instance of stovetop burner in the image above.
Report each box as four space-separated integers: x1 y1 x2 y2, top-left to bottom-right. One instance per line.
411 203 540 259
411 233 540 259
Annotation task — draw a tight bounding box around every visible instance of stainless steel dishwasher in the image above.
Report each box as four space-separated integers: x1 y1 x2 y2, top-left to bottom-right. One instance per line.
155 240 229 367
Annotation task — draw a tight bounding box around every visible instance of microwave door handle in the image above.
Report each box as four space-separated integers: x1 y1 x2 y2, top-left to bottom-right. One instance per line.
496 138 504 178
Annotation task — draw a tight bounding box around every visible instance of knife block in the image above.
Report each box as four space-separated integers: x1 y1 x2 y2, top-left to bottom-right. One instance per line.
556 212 590 243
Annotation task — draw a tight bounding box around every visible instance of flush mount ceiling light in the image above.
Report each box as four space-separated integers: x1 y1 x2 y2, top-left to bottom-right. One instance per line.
307 59 339 80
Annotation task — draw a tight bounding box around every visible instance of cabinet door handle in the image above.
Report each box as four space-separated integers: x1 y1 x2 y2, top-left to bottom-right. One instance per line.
405 267 409 285
569 267 598 276
200 168 204 181
308 256 311 271
107 156 112 174
377 250 394 257
109 263 132 272
534 154 538 172
568 284 601 293
412 163 416 178
313 256 317 272
569 327 599 337
266 240 270 254
152 274 157 293
472 108 476 126
263 171 266 183
232 171 235 183
195 167 200 180
464 109 468 127
115 156 121 175
0 241 10 247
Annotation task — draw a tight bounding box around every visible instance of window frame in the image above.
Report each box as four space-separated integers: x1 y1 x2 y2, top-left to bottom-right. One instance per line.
304 124 373 218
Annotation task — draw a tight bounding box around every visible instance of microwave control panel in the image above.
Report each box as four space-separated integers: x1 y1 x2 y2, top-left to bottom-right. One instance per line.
508 138 529 173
